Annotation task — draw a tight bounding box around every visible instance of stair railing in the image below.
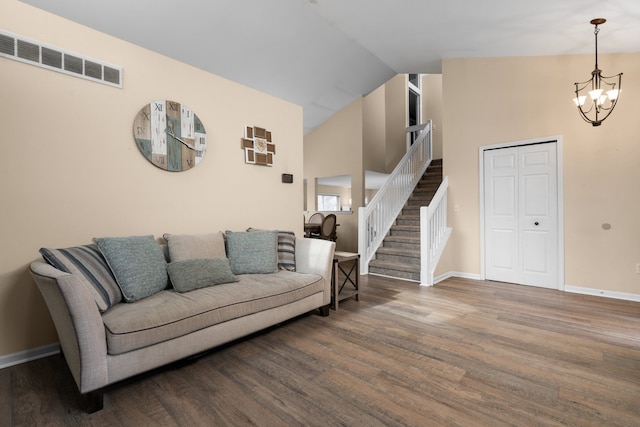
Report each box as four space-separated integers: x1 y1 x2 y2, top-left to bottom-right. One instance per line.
358 121 432 274
420 176 452 286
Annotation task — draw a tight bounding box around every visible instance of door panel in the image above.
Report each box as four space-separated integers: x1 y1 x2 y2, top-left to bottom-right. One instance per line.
493 176 516 215
522 231 548 272
523 174 548 216
492 229 516 269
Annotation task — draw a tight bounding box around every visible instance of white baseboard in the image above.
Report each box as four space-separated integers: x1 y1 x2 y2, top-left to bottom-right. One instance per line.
0 342 60 370
564 285 640 302
434 271 483 284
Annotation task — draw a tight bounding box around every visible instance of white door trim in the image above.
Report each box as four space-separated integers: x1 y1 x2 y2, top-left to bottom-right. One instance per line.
479 135 564 290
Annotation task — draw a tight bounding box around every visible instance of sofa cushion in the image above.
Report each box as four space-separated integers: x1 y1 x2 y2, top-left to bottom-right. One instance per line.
275 231 296 272
225 230 278 274
247 228 296 272
163 232 226 261
167 258 238 292
94 235 168 303
39 244 122 312
102 270 324 355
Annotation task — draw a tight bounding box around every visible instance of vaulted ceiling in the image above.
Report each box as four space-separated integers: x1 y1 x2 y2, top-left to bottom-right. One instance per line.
21 0 640 133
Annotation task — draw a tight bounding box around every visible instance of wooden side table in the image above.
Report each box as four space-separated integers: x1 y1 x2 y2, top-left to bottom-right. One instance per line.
331 251 359 310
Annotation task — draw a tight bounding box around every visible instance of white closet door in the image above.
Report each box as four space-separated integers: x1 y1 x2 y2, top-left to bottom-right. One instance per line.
484 147 519 284
484 142 558 288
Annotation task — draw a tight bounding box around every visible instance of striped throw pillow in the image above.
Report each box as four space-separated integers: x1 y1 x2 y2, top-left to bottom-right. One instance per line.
276 231 296 272
39 244 122 312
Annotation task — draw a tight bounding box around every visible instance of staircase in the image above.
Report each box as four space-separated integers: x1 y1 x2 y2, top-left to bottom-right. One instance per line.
368 159 443 281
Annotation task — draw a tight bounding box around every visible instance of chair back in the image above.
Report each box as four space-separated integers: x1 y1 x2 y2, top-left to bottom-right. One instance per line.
308 212 324 224
320 214 337 241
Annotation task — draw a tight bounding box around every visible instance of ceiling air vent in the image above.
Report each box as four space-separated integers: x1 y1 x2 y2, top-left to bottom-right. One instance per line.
0 33 15 55
0 29 122 88
42 47 62 69
17 39 40 62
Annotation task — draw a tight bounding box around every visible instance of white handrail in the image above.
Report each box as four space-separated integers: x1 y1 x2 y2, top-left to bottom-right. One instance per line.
358 121 432 274
420 176 452 286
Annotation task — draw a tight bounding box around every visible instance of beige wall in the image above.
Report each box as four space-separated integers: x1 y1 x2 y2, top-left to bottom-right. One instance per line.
364 74 417 174
304 98 363 253
0 1 304 357
422 74 443 160
443 54 640 295
384 74 408 173
363 84 386 173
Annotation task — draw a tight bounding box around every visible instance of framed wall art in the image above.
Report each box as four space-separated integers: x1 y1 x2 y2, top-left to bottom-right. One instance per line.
241 125 275 166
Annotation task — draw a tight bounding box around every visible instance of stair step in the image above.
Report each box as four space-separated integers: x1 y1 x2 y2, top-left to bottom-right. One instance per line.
389 224 419 237
396 215 419 226
417 178 441 187
376 247 421 265
369 260 421 282
401 206 421 216
421 168 442 175
383 235 420 249
406 197 434 207
414 183 439 190
412 188 437 196
417 183 441 190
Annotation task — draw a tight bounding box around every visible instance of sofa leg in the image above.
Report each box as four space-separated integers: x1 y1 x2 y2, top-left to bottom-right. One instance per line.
318 304 330 317
80 389 104 413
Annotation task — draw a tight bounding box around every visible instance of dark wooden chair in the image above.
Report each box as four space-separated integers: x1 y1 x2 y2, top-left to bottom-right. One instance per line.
306 212 324 238
320 214 337 242
308 212 324 224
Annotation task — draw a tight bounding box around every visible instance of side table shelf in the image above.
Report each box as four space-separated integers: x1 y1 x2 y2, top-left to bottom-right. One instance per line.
331 251 359 310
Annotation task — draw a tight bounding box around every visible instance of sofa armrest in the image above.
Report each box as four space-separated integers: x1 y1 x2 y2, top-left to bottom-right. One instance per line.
294 238 335 305
30 261 108 393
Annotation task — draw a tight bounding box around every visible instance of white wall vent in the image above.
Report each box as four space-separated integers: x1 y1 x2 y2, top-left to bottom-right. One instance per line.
0 30 122 88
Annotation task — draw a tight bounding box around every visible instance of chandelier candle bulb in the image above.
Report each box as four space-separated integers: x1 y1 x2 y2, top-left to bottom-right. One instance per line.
573 96 586 106
589 89 603 100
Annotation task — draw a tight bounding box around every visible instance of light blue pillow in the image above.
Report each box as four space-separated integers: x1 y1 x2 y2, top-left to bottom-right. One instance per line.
167 258 238 292
246 228 296 272
225 230 278 275
93 235 168 302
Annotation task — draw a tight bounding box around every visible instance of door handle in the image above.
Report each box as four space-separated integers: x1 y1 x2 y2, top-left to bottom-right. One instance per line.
534 221 539 226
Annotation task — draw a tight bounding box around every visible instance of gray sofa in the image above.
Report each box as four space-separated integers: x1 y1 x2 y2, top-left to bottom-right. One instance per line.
29 232 335 412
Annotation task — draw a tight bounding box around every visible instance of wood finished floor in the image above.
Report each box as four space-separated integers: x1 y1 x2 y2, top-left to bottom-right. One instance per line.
2 275 640 426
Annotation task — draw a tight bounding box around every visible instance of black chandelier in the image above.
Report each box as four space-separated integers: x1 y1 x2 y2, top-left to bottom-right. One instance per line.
573 18 622 126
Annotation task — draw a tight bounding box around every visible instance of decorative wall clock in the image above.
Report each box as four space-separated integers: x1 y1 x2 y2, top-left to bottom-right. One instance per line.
241 125 276 166
133 100 207 171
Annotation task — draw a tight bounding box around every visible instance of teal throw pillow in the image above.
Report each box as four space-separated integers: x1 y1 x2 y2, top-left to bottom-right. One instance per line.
167 258 238 293
225 230 278 275
247 228 296 271
93 235 168 302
